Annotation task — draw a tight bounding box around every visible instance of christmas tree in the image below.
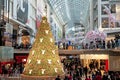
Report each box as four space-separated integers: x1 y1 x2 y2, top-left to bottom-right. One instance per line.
21 17 64 79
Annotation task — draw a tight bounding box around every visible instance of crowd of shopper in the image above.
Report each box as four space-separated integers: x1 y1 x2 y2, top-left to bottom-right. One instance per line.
0 58 120 80
58 37 120 50
12 42 32 49
82 38 120 50
0 61 24 77
55 58 120 80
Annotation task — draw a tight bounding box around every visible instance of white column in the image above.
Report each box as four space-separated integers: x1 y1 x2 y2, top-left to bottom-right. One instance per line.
98 0 102 29
47 3 50 23
30 36 35 45
17 28 23 46
17 36 22 46
90 0 93 30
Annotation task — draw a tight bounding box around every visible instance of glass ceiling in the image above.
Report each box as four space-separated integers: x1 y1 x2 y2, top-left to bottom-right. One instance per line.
47 0 90 28
47 0 90 41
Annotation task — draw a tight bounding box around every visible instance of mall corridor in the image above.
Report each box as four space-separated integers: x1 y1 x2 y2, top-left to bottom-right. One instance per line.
0 0 120 80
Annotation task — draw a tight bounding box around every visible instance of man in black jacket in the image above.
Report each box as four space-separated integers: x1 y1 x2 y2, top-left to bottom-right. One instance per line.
55 75 61 80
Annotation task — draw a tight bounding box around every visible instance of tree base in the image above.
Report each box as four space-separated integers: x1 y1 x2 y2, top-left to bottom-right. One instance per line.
21 74 65 80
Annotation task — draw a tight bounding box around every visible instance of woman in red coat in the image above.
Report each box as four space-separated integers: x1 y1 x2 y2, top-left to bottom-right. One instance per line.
95 74 102 80
85 76 89 80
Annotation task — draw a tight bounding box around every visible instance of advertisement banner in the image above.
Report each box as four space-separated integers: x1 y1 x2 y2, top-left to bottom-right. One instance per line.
13 0 28 24
116 3 120 21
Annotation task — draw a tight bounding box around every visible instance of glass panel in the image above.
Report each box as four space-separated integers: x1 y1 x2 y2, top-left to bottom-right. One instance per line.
115 22 120 28
101 4 109 15
102 17 109 28
110 4 116 13
110 22 115 28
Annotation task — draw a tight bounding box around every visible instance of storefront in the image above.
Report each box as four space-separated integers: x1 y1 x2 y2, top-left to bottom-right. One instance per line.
0 46 14 73
80 54 109 71
109 50 120 71
17 29 31 49
21 35 30 48
14 53 28 64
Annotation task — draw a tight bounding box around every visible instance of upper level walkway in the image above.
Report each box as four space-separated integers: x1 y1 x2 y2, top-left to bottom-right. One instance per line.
14 48 120 56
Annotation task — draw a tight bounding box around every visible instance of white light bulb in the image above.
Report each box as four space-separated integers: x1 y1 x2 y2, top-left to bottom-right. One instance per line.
29 69 32 74
50 38 53 42
54 68 58 73
40 38 43 42
28 59 31 64
41 50 45 54
41 69 46 74
45 30 49 34
48 59 52 64
32 50 35 55
52 50 55 54
37 60 41 64
57 60 60 64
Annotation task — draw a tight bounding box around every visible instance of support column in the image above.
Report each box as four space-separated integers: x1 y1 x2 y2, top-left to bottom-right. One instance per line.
90 0 93 30
17 28 23 46
17 35 22 46
98 0 102 29
47 3 50 23
30 35 35 45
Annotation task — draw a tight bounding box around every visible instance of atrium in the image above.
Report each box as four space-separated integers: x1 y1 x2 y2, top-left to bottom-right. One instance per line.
0 0 120 80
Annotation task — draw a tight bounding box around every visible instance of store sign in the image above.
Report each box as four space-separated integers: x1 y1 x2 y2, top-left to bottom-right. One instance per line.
80 54 109 59
13 0 28 24
0 46 14 61
116 3 120 20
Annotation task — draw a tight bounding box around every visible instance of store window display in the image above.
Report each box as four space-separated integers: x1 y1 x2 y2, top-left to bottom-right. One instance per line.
21 36 30 49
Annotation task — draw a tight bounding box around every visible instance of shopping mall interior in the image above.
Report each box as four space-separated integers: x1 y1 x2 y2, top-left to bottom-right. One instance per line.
0 0 120 80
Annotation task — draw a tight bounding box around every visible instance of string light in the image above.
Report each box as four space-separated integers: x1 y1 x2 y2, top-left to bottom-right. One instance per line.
45 30 49 34
50 38 53 42
40 38 43 42
52 50 55 54
22 17 64 77
41 50 45 54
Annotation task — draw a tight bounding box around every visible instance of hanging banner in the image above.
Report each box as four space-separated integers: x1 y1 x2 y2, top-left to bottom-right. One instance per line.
13 0 28 24
116 3 120 21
